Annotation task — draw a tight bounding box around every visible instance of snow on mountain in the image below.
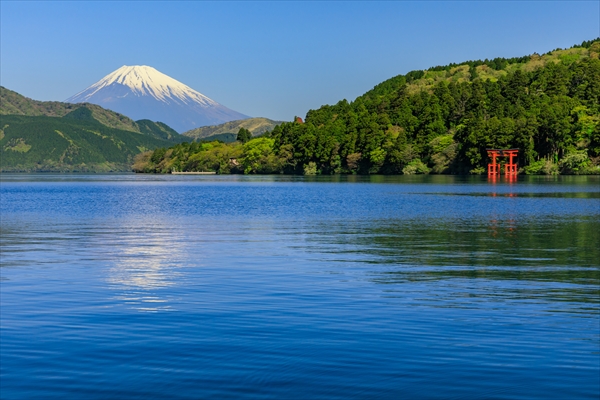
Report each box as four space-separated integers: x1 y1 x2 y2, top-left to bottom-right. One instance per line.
66 65 250 133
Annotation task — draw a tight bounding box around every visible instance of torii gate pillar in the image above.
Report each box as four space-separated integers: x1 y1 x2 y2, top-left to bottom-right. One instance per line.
487 149 518 177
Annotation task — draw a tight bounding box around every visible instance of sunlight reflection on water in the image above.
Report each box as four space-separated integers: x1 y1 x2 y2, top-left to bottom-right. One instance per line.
0 174 598 399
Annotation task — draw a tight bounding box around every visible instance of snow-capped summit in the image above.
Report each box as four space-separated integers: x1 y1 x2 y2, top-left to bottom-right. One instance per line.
66 65 249 133
68 65 218 106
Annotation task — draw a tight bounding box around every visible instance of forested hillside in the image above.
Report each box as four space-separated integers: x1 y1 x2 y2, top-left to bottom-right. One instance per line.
1 87 137 131
0 86 187 138
136 119 184 142
138 39 600 175
0 111 175 172
0 88 187 171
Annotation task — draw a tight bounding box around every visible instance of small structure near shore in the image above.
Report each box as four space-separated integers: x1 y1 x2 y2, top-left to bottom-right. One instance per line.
487 149 518 177
171 171 216 175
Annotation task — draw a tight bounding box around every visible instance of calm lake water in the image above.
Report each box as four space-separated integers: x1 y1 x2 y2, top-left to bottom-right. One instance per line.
1 174 599 399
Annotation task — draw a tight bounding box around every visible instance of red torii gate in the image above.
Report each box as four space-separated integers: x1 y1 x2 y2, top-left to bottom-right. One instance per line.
487 149 518 177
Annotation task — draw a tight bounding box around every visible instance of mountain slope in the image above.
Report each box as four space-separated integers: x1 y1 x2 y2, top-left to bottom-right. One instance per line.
198 133 238 143
361 40 600 99
182 117 284 141
1 86 187 141
2 86 139 131
1 86 76 117
0 111 175 172
65 65 250 133
136 119 183 142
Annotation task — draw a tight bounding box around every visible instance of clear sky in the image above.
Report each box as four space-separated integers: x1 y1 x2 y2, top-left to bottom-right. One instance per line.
1 1 598 121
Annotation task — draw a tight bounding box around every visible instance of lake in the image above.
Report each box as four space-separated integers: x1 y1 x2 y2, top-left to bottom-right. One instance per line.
1 174 599 399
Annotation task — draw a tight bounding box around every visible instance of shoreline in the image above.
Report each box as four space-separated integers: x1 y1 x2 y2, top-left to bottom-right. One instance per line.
171 171 217 175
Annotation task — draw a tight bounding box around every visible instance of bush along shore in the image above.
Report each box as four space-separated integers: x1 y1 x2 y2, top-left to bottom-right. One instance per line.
134 39 600 175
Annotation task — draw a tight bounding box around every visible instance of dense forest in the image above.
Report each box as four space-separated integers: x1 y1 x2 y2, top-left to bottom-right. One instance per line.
136 39 600 175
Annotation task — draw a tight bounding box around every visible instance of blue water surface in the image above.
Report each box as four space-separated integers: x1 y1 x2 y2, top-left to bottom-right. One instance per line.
1 174 599 399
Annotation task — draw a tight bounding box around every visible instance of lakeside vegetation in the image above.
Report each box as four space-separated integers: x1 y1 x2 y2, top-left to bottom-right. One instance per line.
136 39 600 175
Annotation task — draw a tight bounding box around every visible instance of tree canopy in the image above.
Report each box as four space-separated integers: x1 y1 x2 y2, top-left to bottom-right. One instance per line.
236 127 252 143
135 39 600 175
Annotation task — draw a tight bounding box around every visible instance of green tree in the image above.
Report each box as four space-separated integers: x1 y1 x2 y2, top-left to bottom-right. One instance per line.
237 127 252 143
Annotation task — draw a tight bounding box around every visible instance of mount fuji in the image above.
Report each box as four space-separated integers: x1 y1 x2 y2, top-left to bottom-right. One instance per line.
65 65 250 133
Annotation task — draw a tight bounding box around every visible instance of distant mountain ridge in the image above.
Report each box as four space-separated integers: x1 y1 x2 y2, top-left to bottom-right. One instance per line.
0 87 183 172
65 65 250 133
1 86 184 141
182 117 284 141
0 87 281 171
1 86 76 117
0 112 176 172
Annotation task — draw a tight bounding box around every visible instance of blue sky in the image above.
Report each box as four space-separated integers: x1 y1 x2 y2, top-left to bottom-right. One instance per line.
1 1 598 121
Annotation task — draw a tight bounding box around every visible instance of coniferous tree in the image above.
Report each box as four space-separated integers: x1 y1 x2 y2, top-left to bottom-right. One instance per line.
236 127 252 143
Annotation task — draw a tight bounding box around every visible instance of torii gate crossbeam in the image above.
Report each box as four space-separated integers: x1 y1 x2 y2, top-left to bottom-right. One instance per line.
487 149 518 177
